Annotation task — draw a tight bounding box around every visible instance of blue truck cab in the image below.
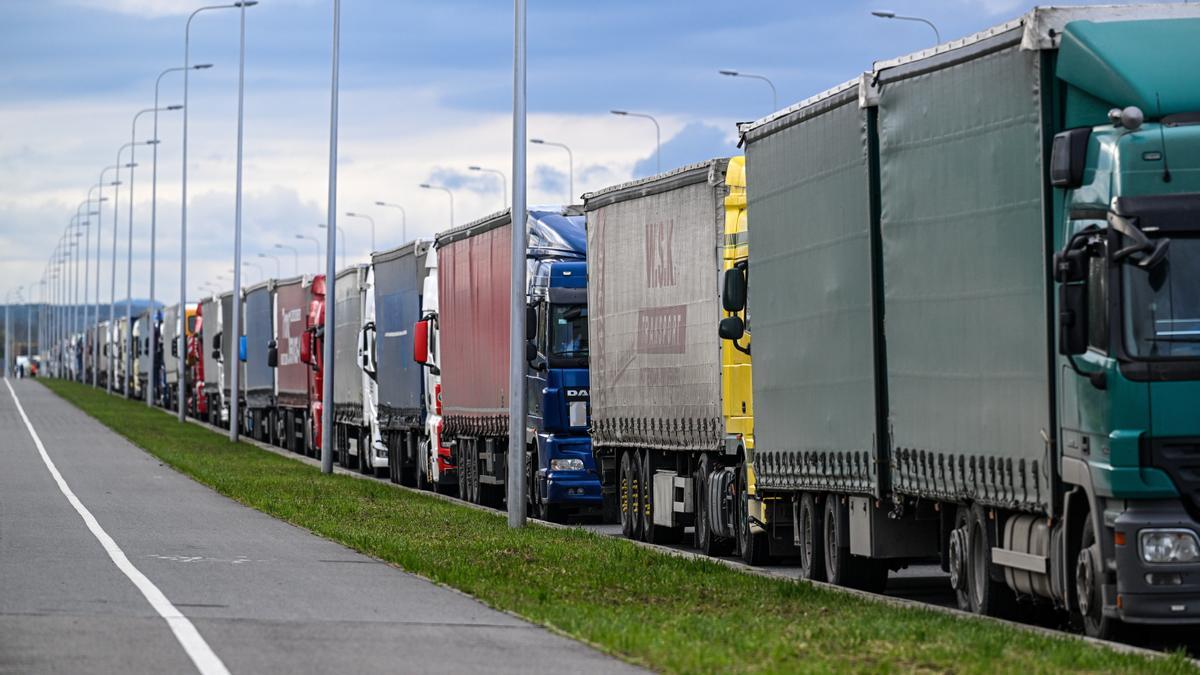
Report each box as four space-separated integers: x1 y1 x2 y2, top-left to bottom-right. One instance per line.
524 208 601 521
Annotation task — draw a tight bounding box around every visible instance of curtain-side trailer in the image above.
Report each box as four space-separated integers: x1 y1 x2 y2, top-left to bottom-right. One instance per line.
734 4 1200 637
269 276 311 455
585 158 762 555
243 281 276 442
370 240 431 487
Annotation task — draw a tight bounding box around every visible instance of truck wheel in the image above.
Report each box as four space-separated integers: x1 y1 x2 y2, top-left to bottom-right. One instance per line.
283 411 295 453
736 462 769 566
416 453 429 492
797 493 825 581
618 450 638 540
694 454 733 557
967 504 1016 618
1076 512 1120 639
950 505 972 611
822 496 854 586
641 450 680 545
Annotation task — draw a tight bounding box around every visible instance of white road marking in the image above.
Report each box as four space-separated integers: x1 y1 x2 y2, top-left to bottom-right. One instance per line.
4 379 231 675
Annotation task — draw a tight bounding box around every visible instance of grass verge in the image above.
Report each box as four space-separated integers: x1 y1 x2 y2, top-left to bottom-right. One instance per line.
40 378 1196 674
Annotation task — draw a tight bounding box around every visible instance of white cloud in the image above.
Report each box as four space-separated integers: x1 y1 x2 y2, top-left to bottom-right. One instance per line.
0 80 715 305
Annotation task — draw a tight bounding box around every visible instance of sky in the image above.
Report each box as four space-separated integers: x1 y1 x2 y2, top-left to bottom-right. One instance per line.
0 0 1150 306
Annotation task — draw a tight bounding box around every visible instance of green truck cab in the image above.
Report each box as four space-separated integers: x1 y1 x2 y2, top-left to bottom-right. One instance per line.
1052 17 1200 635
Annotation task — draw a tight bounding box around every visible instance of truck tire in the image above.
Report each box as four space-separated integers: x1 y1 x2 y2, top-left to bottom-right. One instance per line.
967 504 1015 618
950 505 972 612
417 452 429 492
822 496 886 591
641 449 680 545
736 461 769 566
797 493 825 581
694 454 733 557
1076 512 1120 639
619 450 639 540
283 411 296 453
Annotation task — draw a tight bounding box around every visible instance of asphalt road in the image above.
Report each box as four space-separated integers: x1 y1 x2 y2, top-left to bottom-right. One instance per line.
0 379 640 675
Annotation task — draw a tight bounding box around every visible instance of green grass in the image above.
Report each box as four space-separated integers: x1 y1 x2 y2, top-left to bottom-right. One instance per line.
40 378 1197 674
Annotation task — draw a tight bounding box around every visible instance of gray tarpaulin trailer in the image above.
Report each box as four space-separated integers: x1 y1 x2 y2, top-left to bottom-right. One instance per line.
332 265 374 471
243 280 276 441
371 240 431 484
220 290 243 407
162 304 180 389
200 295 221 423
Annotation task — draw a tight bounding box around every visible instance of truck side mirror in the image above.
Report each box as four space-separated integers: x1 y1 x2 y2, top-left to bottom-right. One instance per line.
1049 127 1091 189
723 263 747 313
526 306 537 341
1058 284 1088 356
171 340 179 358
360 322 376 375
413 319 429 364
238 335 247 363
300 330 311 365
526 340 538 363
212 332 222 351
719 316 745 341
267 339 278 368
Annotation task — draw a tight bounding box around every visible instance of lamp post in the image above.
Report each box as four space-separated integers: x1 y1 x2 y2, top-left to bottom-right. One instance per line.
4 286 22 379
181 3 254 424
374 200 407 243
419 183 454 229
151 64 207 406
94 167 119 387
128 108 176 399
318 223 346 269
530 138 574 203
343 212 374 252
227 0 256 442
112 139 154 396
870 10 941 43
296 234 321 271
468 166 508 209
507 0 528 528
610 109 660 174
273 243 299 275
242 261 264 284
718 69 778 113
321 0 343 475
258 252 280 278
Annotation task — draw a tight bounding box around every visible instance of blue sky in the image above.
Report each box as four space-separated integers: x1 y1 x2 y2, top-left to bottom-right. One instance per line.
0 0 1146 305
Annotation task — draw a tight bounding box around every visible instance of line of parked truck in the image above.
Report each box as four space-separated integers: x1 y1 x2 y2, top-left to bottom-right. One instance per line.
47 5 1200 641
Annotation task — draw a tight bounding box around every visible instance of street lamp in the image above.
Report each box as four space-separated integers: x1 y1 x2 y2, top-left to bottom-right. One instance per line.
273 243 300 275
318 223 346 269
128 108 177 398
718 69 778 113
530 138 574 203
468 166 508 209
110 140 153 395
296 234 322 271
344 211 374 252
610 110 661 174
92 168 119 387
242 261 264 283
258 252 281 278
870 10 942 43
374 201 407 244
180 1 256 424
419 183 455 229
150 63 208 406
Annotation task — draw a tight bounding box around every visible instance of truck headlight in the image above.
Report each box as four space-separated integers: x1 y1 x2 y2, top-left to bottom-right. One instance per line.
550 458 584 472
1140 529 1200 563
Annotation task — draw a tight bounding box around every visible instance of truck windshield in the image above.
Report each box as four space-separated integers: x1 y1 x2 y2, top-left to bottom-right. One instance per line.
1124 236 1200 359
550 304 588 360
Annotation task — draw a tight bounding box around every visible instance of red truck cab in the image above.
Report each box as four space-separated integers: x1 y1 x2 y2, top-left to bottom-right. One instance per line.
189 303 207 418
301 274 326 456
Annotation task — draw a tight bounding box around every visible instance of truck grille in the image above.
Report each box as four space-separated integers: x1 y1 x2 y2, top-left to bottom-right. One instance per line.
1149 438 1200 521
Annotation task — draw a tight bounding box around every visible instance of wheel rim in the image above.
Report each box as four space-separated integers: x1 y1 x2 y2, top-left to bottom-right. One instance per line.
1076 547 1096 618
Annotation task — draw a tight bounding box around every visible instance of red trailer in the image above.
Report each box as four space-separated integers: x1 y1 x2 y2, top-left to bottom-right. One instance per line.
437 216 512 504
270 275 313 454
